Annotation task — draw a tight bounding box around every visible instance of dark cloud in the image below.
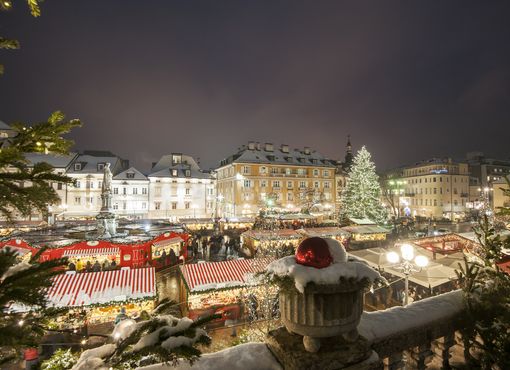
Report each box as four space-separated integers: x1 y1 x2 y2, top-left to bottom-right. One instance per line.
1 0 510 172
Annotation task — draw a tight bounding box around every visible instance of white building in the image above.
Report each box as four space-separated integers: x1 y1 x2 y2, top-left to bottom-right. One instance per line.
112 167 149 219
148 153 215 220
64 151 130 218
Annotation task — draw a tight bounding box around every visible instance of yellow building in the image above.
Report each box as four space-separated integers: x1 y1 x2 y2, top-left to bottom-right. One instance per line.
216 142 337 218
398 158 470 220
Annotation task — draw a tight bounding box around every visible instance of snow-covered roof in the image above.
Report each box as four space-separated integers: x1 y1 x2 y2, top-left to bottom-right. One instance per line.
113 166 148 181
67 152 127 175
149 154 212 179
218 144 336 168
341 225 390 234
24 153 78 168
180 258 274 293
47 267 156 307
349 217 376 225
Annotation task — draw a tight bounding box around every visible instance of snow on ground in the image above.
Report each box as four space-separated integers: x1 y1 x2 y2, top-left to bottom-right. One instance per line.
266 238 381 293
358 290 464 342
139 343 282 370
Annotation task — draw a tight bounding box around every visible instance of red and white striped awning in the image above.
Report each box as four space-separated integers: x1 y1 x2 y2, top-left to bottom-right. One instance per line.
47 267 156 307
180 257 274 293
62 247 120 258
153 237 184 248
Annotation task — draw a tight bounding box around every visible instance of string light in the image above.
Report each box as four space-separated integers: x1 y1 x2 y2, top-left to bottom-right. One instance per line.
18 319 24 326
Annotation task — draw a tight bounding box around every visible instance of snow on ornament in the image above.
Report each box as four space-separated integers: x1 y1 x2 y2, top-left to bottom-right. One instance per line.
295 237 333 269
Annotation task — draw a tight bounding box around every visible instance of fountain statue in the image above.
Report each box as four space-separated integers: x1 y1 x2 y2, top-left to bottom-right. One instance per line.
96 163 117 238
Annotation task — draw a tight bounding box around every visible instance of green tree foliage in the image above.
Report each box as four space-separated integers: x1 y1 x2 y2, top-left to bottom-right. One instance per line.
0 112 81 221
0 247 69 364
457 215 510 369
339 146 387 224
41 348 79 370
0 0 43 75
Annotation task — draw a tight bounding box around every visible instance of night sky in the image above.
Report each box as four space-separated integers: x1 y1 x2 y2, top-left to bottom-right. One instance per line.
1 1 510 172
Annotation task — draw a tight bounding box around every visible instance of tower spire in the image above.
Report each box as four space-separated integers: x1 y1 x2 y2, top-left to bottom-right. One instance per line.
343 135 353 171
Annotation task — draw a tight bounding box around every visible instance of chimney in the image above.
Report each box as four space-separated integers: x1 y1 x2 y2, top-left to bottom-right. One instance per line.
281 144 289 153
304 147 311 155
248 141 256 150
265 143 274 152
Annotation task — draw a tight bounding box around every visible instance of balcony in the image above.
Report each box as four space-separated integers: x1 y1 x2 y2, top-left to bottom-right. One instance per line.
460 193 468 198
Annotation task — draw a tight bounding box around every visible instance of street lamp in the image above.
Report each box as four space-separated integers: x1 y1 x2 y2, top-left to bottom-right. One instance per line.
386 243 429 306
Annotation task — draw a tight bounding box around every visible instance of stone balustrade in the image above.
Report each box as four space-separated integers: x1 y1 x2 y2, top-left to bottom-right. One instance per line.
358 289 465 370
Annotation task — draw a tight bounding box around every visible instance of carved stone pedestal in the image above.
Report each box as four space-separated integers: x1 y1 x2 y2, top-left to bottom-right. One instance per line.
266 326 382 370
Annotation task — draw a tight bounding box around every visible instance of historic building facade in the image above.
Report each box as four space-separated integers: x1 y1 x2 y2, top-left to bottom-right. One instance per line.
215 142 337 218
147 153 215 220
397 158 470 220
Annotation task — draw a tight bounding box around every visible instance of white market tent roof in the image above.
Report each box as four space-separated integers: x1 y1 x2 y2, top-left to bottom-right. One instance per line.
47 267 156 307
349 217 376 225
180 257 274 293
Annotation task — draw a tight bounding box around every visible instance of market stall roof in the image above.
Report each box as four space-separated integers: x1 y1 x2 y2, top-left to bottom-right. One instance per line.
276 213 316 220
47 267 156 307
348 248 392 268
341 225 390 235
349 217 376 225
241 229 303 241
383 262 458 289
299 227 350 238
0 239 37 255
61 240 121 258
180 257 274 293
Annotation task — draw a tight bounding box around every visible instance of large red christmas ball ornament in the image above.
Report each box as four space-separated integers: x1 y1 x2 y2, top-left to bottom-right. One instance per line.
295 237 333 269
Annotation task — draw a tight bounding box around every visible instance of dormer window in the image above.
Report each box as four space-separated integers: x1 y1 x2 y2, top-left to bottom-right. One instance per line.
74 163 82 171
126 172 135 179
171 169 178 177
172 154 182 165
185 170 191 177
97 163 105 171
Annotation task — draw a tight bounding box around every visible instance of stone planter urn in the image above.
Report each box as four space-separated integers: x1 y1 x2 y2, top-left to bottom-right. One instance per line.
279 279 366 352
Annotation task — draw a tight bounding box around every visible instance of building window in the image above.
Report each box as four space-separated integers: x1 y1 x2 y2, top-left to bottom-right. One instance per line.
74 163 82 171
74 196 81 205
113 203 119 210
154 202 161 210
57 183 63 190
172 169 178 177
142 202 146 209
126 172 135 179
123 202 127 210
314 181 320 188
299 181 306 189
142 187 147 195
313 169 319 177
75 181 81 189
123 187 127 195
273 180 281 188
133 188 138 195
172 202 177 210
185 202 190 209
287 181 293 189
243 180 252 188
113 187 118 194
260 180 267 188
97 163 104 171
185 188 191 195
259 166 267 174
271 167 278 175
207 201 213 209
324 181 330 189
287 192 293 201
242 166 251 175
185 170 191 177
323 170 329 177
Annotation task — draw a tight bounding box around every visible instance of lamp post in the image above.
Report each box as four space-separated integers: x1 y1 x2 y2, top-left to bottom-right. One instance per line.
386 243 429 306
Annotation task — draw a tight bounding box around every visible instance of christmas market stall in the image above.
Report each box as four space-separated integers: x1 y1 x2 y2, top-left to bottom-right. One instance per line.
179 257 274 326
181 218 215 231
298 227 350 244
47 267 156 326
240 229 302 257
0 238 38 262
146 231 190 269
220 217 255 231
340 225 390 249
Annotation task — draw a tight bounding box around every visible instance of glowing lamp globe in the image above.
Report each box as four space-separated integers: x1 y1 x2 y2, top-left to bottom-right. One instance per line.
295 237 333 269
415 255 429 268
400 244 415 261
386 251 400 264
